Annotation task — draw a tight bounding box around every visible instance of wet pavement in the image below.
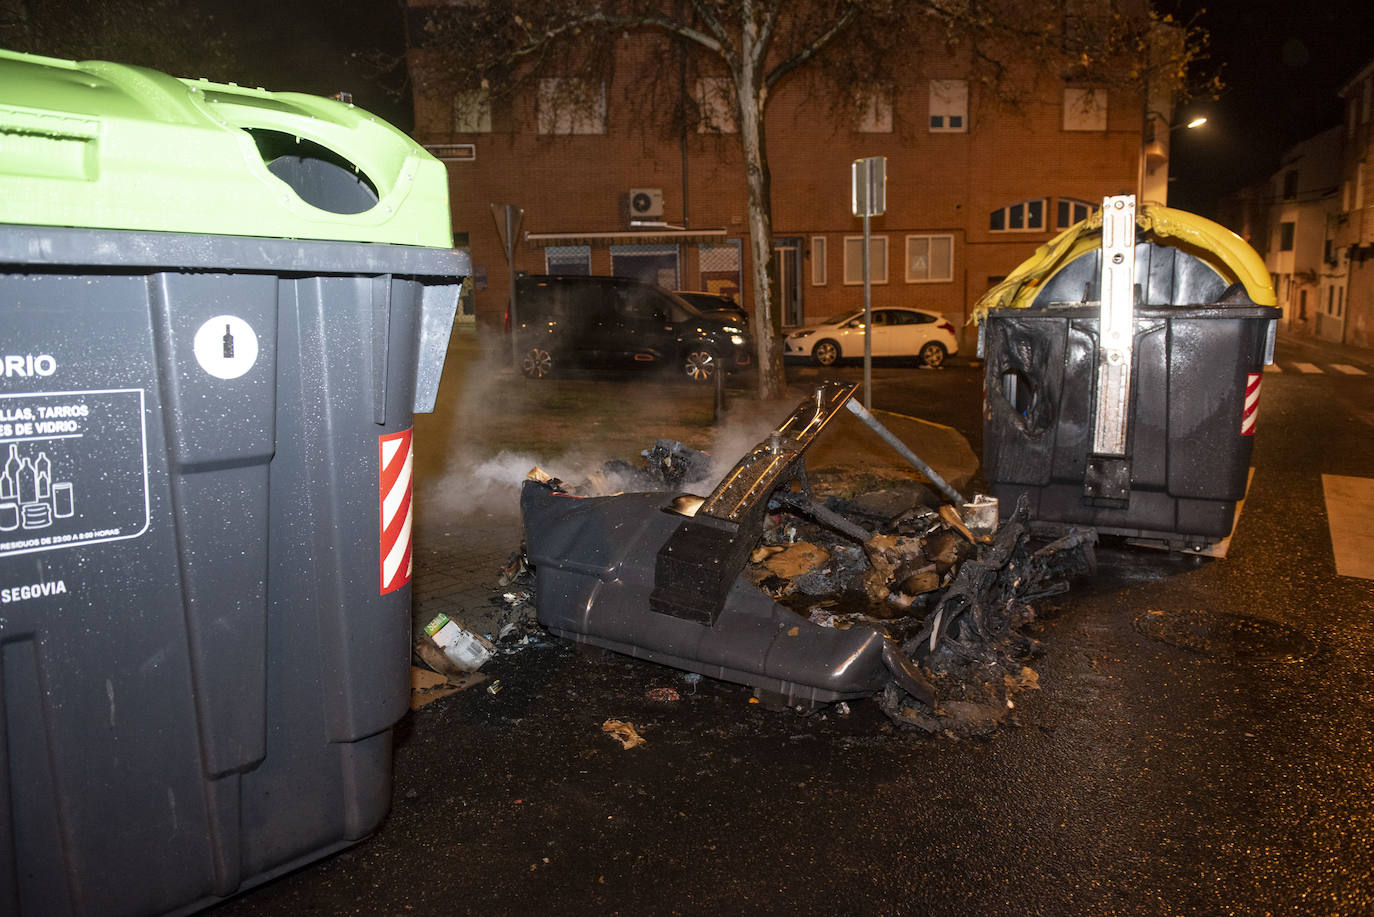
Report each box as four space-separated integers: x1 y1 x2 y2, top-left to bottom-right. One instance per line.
213 330 1374 916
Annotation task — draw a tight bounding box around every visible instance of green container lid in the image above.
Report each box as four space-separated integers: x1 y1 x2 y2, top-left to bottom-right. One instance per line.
0 49 452 247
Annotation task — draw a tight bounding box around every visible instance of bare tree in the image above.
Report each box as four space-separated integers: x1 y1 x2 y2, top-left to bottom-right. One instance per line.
411 0 1209 399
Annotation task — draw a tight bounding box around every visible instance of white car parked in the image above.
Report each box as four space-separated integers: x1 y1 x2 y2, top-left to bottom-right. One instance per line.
784 307 960 368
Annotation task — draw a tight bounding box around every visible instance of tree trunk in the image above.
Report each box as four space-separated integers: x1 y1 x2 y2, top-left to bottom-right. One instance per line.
735 49 787 399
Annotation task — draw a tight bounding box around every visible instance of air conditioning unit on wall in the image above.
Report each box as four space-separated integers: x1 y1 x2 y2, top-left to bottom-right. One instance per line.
628 188 664 220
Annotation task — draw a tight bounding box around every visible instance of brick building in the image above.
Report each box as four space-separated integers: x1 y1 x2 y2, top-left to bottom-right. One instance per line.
408 11 1157 352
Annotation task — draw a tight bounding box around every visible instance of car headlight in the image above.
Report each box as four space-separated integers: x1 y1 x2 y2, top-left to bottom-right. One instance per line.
788 329 814 340
730 334 745 346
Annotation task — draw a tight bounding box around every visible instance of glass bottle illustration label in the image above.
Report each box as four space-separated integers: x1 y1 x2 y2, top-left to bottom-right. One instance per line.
0 389 149 557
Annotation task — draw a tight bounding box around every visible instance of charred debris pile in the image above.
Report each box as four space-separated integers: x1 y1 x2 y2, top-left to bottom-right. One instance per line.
519 382 1095 735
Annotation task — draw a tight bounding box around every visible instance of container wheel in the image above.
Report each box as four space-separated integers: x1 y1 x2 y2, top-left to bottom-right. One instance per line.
812 339 840 367
683 347 717 383
521 346 554 379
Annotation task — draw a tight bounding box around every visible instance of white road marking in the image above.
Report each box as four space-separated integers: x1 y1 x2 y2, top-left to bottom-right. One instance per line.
1333 364 1368 375
1323 474 1374 580
1294 362 1322 374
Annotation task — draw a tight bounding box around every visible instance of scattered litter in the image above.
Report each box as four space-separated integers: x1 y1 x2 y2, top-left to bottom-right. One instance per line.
601 719 646 749
960 494 1000 537
1003 666 1040 691
646 687 681 702
681 673 702 694
486 679 503 695
424 613 495 672
835 701 850 716
808 607 837 628
409 666 487 710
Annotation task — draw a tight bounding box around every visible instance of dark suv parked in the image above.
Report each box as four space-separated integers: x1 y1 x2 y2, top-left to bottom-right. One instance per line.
513 274 752 382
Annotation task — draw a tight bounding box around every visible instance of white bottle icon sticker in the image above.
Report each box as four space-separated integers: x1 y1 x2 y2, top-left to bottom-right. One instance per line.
193 315 258 380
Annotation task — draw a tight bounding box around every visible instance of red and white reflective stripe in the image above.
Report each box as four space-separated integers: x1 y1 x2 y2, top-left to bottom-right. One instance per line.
379 429 414 594
1241 373 1262 436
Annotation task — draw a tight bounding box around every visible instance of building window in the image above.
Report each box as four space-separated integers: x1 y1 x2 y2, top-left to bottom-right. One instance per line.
1358 163 1366 210
929 80 968 132
1279 222 1295 251
610 245 679 288
452 89 492 133
1056 198 1096 229
536 78 606 135
905 235 953 283
695 77 737 133
811 236 827 285
843 235 888 285
854 85 893 133
1063 88 1107 131
1282 170 1299 201
990 199 1047 232
697 240 742 297
544 245 590 275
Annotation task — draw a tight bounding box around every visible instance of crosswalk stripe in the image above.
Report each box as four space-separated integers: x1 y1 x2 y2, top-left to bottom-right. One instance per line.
1294 362 1322 374
1323 475 1374 581
1333 364 1368 375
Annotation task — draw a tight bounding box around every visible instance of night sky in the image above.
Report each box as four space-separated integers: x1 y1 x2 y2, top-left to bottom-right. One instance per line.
1166 0 1374 216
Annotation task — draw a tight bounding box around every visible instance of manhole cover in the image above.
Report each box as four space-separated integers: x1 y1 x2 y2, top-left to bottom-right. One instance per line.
1133 609 1317 663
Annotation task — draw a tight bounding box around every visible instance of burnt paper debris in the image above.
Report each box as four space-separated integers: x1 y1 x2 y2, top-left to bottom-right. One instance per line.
520 382 1096 733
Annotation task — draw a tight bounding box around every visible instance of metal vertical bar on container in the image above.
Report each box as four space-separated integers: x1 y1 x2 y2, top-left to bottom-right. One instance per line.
1092 195 1137 456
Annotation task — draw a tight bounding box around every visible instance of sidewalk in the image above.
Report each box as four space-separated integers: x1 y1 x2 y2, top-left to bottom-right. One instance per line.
407 327 979 642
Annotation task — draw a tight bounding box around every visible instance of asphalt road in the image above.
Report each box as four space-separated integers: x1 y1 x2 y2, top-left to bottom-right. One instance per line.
214 338 1374 917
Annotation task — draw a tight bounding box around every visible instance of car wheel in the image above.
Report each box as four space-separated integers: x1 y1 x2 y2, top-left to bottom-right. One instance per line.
812 339 840 367
521 346 554 379
683 347 717 383
919 341 947 368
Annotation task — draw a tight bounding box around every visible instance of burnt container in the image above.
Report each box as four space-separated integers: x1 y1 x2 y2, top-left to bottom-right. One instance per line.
982 240 1279 550
0 51 467 914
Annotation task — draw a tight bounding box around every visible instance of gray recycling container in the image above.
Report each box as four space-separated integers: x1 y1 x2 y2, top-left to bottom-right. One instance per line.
982 235 1279 551
0 51 467 914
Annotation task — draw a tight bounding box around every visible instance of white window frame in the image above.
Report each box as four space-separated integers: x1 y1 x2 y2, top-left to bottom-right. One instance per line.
695 77 737 133
843 235 888 285
929 80 968 133
1063 87 1108 131
536 78 606 135
905 234 954 283
990 199 1048 233
452 88 492 133
1056 198 1096 229
811 236 827 285
855 84 893 133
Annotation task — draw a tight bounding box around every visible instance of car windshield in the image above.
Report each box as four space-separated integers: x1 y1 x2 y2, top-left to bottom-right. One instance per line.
664 290 707 323
823 310 861 326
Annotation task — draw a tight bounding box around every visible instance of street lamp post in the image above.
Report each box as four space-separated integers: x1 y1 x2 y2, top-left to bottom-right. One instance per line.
1138 110 1207 205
